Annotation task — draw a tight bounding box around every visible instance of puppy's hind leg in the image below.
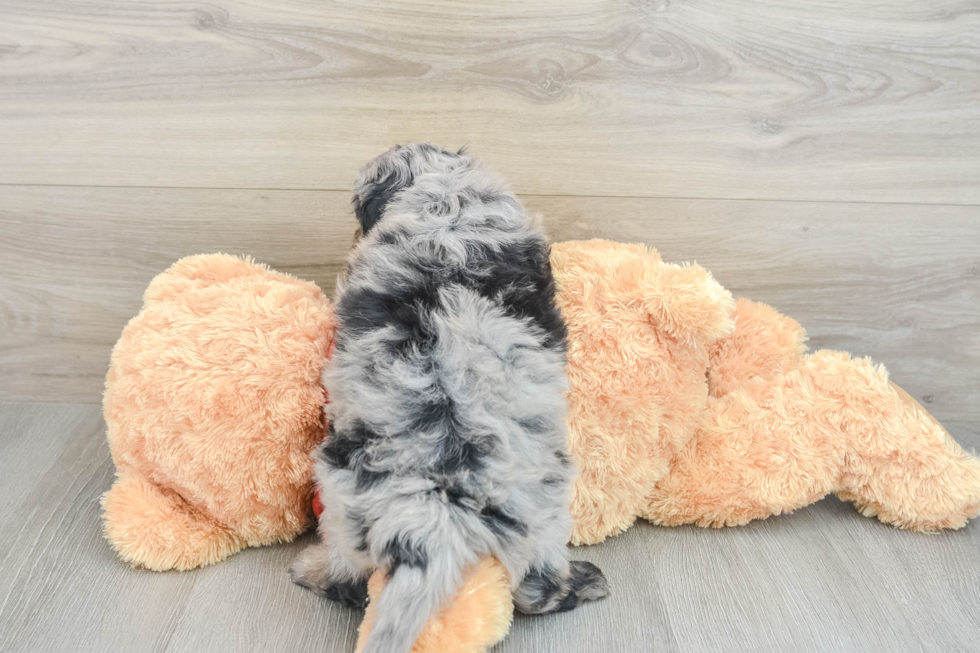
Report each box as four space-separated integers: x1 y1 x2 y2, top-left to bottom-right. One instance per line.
512 513 610 615
514 558 609 614
289 541 370 609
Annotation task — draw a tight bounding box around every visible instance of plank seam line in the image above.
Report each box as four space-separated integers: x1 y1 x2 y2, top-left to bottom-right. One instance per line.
2 182 980 209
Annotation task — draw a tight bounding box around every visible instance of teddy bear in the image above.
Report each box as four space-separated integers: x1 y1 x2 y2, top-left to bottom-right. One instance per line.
355 239 980 652
101 241 980 651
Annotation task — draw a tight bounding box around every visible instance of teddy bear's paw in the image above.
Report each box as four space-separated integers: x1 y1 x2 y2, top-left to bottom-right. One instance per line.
815 359 980 531
101 472 244 571
356 557 513 653
837 423 980 532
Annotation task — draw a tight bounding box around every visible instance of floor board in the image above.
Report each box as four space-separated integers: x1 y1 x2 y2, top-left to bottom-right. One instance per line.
0 403 199 653
1 0 979 202
0 403 978 652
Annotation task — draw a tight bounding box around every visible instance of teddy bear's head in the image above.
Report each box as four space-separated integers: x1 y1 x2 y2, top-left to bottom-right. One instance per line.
102 254 335 571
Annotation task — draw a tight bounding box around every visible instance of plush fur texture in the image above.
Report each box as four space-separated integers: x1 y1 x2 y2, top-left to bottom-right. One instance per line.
551 240 735 544
102 254 335 571
291 144 608 653
100 241 980 652
647 298 980 530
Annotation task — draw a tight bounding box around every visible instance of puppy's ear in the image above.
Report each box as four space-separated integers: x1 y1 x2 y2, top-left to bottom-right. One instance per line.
353 171 408 235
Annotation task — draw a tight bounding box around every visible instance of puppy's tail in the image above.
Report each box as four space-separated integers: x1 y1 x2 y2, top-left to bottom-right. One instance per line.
360 525 475 653
359 562 454 653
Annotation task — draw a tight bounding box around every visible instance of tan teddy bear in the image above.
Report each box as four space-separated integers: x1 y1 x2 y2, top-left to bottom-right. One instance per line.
100 242 979 652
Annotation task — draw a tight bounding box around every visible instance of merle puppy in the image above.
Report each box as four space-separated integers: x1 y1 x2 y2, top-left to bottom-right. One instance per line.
290 143 608 653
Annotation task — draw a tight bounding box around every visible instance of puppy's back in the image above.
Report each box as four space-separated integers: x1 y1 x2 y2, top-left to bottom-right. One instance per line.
325 163 569 489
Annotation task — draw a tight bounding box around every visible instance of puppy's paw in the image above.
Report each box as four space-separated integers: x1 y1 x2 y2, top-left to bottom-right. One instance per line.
290 544 369 609
515 560 611 615
567 560 610 605
289 544 332 594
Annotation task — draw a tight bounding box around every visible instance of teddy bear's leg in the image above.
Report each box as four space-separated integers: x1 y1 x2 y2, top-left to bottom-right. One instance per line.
644 370 846 528
834 367 980 530
647 350 980 531
706 299 808 398
101 471 245 571
355 558 514 653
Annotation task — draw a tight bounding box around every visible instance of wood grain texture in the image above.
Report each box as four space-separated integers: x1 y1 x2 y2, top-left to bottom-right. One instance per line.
0 186 356 404
0 403 199 653
0 403 978 652
1 0 979 202
500 509 980 652
2 186 977 449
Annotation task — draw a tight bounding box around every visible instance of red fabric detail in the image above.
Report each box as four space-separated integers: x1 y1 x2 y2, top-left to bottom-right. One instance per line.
312 488 324 518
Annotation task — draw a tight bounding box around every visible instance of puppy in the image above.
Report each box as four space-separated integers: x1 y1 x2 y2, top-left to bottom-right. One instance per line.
291 143 609 653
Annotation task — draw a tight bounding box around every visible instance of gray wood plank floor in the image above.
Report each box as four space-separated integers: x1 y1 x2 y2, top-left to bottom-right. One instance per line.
1 403 978 653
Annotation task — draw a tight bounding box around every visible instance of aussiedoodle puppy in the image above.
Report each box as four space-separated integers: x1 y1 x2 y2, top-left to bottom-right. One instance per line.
290 143 609 653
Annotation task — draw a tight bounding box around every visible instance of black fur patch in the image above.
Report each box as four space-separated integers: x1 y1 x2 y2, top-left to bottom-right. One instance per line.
318 423 351 468
555 561 606 612
337 281 441 343
453 238 567 351
436 434 491 474
382 536 428 571
480 503 529 537
515 561 609 615
323 579 369 609
320 421 380 470
354 466 390 491
517 566 563 612
354 173 411 235
345 508 371 553
338 231 565 353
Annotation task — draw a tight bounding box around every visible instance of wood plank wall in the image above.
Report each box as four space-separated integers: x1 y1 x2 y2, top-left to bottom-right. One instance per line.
1 0 978 438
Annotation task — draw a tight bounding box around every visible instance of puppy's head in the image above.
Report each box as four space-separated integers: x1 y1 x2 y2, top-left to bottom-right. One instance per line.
352 143 465 235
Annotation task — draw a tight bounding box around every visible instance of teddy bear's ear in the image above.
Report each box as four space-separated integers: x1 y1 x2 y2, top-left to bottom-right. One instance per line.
639 262 736 347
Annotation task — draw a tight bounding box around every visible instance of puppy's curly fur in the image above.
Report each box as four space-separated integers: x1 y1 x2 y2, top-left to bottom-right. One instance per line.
291 143 608 653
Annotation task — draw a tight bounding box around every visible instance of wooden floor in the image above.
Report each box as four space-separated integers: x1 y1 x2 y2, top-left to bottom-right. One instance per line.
0 403 978 653
1 0 979 651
